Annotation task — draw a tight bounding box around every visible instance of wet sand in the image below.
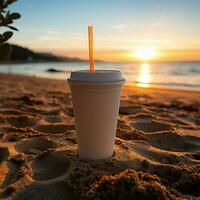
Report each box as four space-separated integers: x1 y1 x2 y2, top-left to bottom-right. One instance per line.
0 73 200 200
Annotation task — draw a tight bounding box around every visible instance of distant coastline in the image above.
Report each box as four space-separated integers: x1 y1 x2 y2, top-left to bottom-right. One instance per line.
2 44 199 64
2 44 87 64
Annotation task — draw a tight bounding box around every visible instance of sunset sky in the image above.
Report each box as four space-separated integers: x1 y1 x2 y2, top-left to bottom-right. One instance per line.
10 0 200 62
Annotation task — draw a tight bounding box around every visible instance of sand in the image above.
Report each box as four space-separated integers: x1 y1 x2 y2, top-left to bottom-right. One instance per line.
0 73 200 200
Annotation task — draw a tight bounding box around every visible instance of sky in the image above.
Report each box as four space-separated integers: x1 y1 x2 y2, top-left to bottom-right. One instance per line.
9 0 200 62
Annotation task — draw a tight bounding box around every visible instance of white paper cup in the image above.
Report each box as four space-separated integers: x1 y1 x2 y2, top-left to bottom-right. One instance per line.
68 70 125 160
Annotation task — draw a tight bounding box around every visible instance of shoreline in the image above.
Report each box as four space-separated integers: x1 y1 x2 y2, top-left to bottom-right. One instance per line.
1 72 200 93
125 84 200 99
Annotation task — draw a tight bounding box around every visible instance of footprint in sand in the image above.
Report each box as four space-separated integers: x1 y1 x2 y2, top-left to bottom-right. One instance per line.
7 116 38 128
131 116 172 133
117 119 132 130
169 118 191 126
187 152 200 161
119 106 146 115
132 121 172 133
147 131 200 152
14 180 72 200
0 116 6 124
0 147 9 162
34 124 75 134
31 151 70 181
45 109 61 115
180 115 200 126
44 116 63 123
124 140 200 165
0 109 22 116
15 137 57 154
130 115 152 123
22 106 61 116
22 106 47 115
13 95 45 105
64 107 74 117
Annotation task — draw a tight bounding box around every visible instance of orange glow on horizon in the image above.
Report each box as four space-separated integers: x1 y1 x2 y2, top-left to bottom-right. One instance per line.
131 47 159 61
43 48 200 62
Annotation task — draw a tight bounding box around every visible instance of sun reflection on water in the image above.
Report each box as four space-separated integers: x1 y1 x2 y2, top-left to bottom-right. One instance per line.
136 63 151 88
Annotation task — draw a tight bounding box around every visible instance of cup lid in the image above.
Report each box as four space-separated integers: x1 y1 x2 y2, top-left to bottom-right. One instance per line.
68 70 125 85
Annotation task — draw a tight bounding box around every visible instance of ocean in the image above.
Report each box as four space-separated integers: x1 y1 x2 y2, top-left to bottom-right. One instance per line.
0 61 200 90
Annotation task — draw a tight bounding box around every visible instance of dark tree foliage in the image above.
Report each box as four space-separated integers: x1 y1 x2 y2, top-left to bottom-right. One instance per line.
0 0 21 62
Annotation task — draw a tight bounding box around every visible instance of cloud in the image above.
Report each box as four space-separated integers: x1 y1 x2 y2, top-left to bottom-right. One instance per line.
21 27 39 32
36 30 66 42
110 24 126 32
37 35 63 42
111 24 126 29
45 30 65 36
67 32 85 40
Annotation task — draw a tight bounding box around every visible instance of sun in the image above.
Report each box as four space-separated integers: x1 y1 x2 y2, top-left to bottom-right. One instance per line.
131 47 159 61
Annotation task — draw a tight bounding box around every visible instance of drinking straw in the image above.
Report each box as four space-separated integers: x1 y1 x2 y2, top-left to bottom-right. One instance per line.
88 26 94 73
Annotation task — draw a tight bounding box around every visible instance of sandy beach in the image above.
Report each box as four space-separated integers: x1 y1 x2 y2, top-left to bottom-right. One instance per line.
0 73 200 200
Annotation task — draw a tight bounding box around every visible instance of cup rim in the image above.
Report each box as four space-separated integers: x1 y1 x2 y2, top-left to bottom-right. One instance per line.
68 79 125 86
68 70 125 85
